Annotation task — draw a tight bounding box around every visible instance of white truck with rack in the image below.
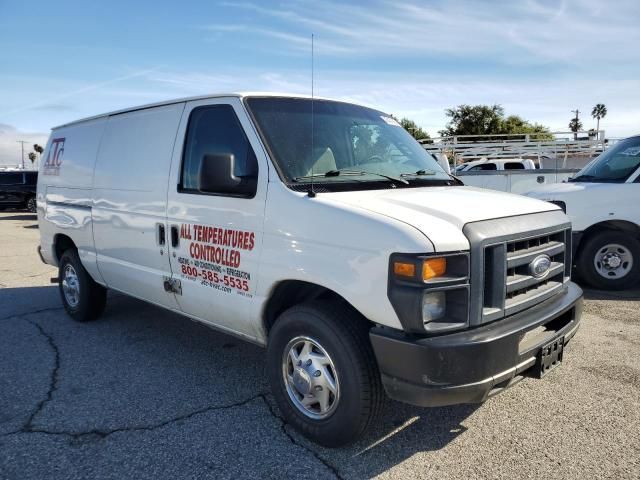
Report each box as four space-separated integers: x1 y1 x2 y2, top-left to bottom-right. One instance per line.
37 93 582 446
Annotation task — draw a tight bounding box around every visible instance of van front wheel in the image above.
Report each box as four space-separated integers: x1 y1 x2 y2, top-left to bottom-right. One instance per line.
58 249 107 322
266 302 383 447
576 230 640 290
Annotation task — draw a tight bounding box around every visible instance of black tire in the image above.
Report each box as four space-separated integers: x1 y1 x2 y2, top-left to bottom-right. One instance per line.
575 230 640 290
266 301 384 447
26 196 36 213
58 249 107 322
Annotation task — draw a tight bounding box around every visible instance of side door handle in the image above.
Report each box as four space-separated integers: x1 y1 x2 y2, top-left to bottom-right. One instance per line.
157 223 166 246
171 225 179 248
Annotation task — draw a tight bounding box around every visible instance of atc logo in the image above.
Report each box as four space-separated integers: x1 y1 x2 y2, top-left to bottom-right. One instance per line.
43 137 65 175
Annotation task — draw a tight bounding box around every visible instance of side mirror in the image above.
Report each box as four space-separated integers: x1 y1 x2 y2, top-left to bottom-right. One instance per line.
197 153 256 195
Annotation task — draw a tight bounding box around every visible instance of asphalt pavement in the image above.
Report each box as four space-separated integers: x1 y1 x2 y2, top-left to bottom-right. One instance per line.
0 211 638 479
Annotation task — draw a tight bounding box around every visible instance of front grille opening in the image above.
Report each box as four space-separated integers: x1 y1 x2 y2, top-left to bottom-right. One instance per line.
506 273 563 300
481 229 569 322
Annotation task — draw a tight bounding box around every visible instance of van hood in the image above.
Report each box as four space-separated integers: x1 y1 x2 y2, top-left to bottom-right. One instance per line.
526 181 601 198
324 186 560 251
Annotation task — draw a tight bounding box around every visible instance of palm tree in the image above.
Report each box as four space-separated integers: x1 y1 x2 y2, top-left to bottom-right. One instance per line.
591 104 607 136
569 118 583 140
33 144 44 157
28 152 37 164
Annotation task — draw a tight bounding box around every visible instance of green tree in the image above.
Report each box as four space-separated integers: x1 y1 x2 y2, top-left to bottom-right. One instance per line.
398 117 431 142
33 144 44 155
439 104 552 139
440 104 504 136
352 125 391 163
591 104 607 135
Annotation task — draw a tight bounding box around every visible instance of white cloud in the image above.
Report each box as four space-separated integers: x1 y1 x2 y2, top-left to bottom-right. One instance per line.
217 0 640 66
0 124 48 168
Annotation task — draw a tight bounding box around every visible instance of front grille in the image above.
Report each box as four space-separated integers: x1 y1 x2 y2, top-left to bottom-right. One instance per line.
503 230 568 316
482 228 571 322
463 211 572 326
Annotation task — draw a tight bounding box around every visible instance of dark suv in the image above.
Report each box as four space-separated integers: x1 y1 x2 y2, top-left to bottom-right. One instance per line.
0 171 38 213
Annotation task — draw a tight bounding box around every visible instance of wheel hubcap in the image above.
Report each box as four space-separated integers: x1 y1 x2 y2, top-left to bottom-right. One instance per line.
594 243 633 279
282 336 340 419
61 265 80 307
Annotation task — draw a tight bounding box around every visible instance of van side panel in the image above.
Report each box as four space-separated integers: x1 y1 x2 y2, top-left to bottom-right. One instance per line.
92 103 185 309
37 117 107 277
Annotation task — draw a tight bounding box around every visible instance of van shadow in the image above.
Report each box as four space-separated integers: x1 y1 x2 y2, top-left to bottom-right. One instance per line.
582 287 640 301
2 286 478 477
0 213 37 221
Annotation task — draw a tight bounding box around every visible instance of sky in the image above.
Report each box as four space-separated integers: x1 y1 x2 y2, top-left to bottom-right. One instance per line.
1 0 639 166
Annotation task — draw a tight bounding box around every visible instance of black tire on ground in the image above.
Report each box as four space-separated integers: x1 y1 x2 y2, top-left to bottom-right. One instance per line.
575 230 640 290
58 249 107 322
266 301 384 447
26 196 36 213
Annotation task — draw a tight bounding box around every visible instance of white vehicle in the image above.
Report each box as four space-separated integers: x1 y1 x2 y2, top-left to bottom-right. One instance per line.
36 93 582 446
454 158 536 172
527 135 640 290
453 158 577 194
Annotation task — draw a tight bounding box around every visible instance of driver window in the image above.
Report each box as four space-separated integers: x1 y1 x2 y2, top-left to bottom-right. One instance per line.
180 105 258 194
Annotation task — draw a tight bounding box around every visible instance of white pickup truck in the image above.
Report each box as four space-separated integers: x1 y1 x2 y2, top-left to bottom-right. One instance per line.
528 135 640 290
453 158 578 194
36 93 582 446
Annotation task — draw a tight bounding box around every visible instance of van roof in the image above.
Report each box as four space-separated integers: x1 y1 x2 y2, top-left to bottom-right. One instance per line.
52 92 355 129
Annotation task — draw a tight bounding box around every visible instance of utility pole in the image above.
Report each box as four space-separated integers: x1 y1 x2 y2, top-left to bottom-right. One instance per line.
571 109 580 140
16 140 28 169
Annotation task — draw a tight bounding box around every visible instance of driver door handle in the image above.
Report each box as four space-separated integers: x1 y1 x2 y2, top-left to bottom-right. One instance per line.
171 225 179 247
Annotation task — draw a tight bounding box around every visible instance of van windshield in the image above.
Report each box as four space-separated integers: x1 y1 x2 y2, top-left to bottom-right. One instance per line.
571 136 640 183
245 97 450 188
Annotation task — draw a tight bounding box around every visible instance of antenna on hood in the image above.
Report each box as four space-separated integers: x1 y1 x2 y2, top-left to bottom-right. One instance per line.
308 33 316 198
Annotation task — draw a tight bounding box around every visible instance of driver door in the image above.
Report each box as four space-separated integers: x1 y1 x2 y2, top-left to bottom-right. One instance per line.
165 97 268 340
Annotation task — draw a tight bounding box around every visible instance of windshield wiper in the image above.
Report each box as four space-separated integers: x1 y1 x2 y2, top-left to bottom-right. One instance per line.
569 174 595 182
400 169 436 177
295 169 409 185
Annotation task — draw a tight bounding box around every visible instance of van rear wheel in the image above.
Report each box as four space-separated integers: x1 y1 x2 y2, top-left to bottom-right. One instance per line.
266 301 384 447
58 249 107 322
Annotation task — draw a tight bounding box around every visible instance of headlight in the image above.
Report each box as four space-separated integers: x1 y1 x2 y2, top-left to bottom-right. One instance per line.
422 291 446 322
389 252 470 334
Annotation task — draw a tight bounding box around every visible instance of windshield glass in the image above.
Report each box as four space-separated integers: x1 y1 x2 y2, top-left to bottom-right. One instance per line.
571 136 640 183
246 97 450 186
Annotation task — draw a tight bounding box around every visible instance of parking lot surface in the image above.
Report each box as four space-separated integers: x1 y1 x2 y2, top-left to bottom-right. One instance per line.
0 211 639 479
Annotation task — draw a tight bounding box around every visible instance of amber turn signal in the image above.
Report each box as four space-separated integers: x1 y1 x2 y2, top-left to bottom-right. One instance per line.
393 261 416 278
423 257 447 280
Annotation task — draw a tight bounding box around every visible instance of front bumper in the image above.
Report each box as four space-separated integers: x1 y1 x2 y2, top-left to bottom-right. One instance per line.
370 282 583 407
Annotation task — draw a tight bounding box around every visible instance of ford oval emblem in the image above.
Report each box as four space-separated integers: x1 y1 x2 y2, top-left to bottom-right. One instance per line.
529 254 552 279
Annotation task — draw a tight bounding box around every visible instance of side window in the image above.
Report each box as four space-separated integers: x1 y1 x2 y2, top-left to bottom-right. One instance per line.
469 163 497 171
180 105 258 196
504 162 525 170
0 173 23 185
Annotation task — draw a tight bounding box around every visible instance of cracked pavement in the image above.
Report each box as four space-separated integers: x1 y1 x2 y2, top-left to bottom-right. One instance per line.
1 211 639 479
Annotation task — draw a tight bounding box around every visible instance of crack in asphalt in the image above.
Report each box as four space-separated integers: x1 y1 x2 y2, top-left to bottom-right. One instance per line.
1 313 343 479
0 306 63 322
259 394 345 480
11 394 268 440
21 320 61 432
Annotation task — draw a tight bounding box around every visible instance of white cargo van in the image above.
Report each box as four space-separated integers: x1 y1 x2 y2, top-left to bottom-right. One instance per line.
37 93 582 446
527 134 640 290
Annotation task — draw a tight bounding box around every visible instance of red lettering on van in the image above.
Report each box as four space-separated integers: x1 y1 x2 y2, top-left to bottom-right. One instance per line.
43 137 65 175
